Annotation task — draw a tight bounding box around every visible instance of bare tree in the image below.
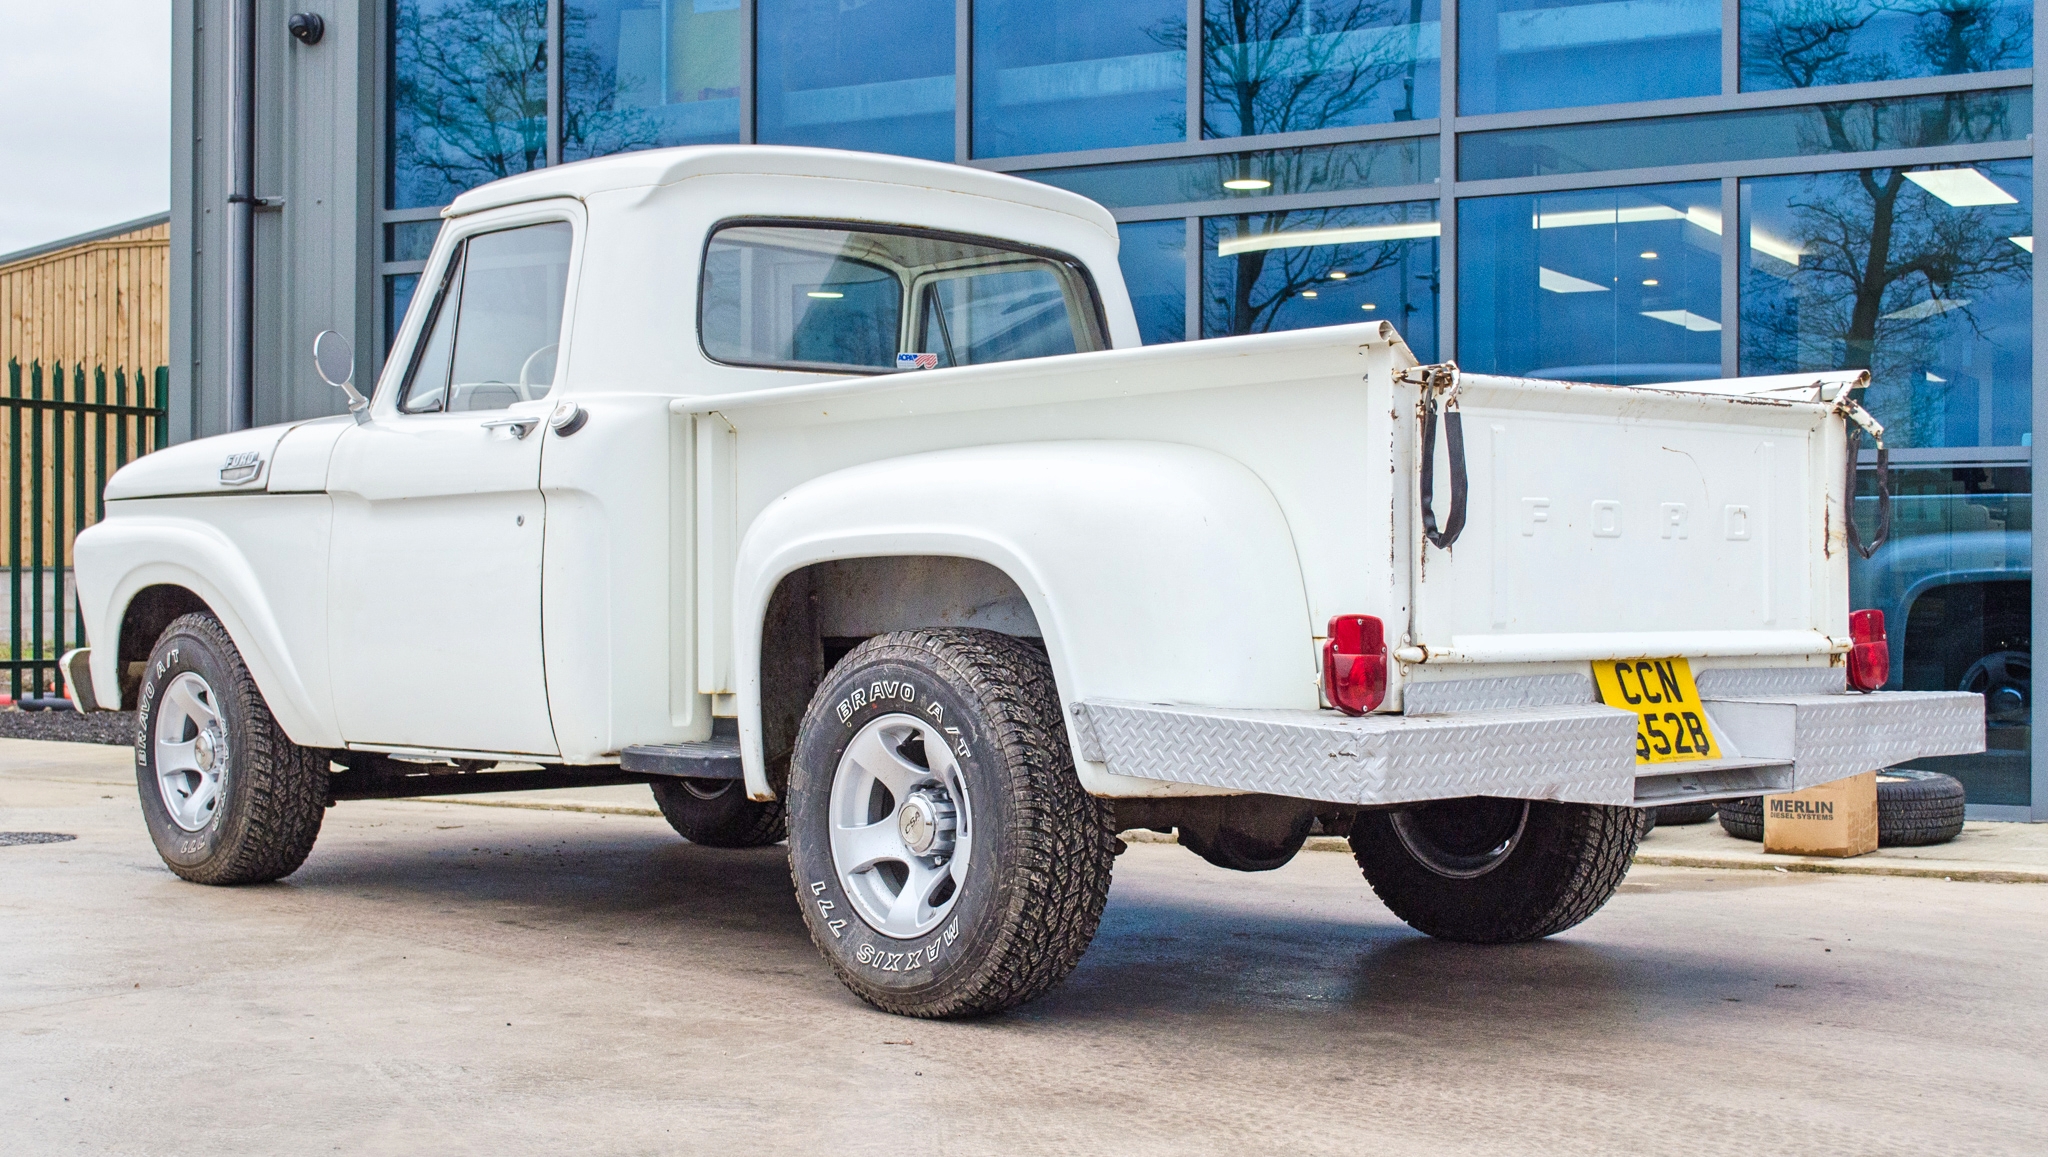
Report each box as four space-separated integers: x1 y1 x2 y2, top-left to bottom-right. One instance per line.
1743 0 2031 89
393 0 550 204
1148 0 1437 336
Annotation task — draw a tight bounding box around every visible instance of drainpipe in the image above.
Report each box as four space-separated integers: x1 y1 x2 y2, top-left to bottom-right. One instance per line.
223 0 256 431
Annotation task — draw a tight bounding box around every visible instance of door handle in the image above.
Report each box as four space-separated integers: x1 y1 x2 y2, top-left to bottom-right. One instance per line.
480 416 541 439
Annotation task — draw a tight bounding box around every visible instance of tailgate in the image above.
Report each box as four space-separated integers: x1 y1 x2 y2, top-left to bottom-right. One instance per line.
1403 372 1850 665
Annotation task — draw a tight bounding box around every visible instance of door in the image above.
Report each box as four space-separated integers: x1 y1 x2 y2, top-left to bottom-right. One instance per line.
325 219 574 755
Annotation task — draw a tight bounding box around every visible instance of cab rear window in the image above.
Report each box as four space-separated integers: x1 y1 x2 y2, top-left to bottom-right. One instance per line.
700 222 1107 374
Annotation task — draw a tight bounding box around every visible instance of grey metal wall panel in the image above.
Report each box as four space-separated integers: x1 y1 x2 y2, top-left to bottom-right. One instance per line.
173 0 377 441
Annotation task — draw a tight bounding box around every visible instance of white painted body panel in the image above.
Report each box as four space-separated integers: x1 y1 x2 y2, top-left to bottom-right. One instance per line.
73 146 1957 805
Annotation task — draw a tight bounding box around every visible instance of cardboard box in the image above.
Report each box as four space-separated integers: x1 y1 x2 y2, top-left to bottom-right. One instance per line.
1763 771 1878 857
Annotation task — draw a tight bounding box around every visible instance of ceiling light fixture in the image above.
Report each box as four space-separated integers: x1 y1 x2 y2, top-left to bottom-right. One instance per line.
1640 251 1658 259
1328 271 1348 279
1361 303 1376 310
1539 266 1608 294
1223 178 1272 191
806 291 844 299
1217 221 1440 256
1301 290 1318 297
1642 278 1659 286
2013 236 2034 253
1903 168 2018 207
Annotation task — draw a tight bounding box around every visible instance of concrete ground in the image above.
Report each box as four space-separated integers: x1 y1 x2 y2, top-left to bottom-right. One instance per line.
4 739 2047 1156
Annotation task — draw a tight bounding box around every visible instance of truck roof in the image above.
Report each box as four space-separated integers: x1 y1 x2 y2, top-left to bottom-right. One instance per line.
445 145 1117 236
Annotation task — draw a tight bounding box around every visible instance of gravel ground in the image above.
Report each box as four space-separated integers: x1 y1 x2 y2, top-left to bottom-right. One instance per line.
0 708 134 746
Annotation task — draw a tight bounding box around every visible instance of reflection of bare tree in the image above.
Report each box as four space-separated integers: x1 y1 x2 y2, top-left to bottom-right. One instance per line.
1208 208 1432 336
393 0 550 204
1744 166 2029 444
1743 0 2030 89
560 8 662 159
1152 0 1428 139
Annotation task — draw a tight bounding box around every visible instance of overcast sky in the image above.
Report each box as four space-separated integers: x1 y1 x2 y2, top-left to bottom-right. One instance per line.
0 0 170 256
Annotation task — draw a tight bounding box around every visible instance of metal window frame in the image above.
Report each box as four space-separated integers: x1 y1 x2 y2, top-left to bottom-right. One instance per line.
366 1 2044 819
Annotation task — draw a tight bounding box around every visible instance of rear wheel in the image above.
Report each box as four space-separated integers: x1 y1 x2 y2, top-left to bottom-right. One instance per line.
649 778 785 847
1350 798 1641 943
134 613 327 884
786 628 1114 1018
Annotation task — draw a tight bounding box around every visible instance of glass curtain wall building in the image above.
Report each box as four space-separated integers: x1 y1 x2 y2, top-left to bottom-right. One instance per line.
379 0 2040 817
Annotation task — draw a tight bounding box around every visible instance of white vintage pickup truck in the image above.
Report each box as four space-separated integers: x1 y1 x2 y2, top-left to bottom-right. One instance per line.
70 146 1982 1018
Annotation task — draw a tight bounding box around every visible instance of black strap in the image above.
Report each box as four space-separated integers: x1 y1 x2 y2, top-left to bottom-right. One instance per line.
1420 394 1467 550
1844 421 1890 560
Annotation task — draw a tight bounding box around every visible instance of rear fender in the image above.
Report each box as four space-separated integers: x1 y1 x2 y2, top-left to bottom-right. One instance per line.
732 441 1316 798
73 517 336 747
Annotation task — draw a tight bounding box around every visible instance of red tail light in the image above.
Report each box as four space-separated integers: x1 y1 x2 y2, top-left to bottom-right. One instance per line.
1323 615 1388 715
1848 608 1888 692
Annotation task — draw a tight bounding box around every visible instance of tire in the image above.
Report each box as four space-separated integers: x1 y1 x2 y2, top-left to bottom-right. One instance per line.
1349 797 1641 944
1654 801 1719 826
649 778 785 847
1877 769 1966 847
134 612 327 884
1719 773 1966 846
786 628 1114 1018
1636 807 1657 839
1718 796 1763 841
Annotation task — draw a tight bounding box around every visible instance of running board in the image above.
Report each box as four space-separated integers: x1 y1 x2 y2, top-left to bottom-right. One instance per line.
620 739 745 780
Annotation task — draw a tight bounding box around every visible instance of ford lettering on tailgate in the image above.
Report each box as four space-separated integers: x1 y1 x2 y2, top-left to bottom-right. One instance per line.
1593 658 1721 763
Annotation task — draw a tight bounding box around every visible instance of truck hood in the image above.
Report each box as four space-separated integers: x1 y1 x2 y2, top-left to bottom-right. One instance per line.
104 422 301 500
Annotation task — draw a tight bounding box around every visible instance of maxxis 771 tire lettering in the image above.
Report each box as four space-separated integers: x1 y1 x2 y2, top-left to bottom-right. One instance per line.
135 612 327 884
786 629 1114 1019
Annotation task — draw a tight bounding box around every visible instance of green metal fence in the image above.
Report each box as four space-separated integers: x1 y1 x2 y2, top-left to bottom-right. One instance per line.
3 359 168 703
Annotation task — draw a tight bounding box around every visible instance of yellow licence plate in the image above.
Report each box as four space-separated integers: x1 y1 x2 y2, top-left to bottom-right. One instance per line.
1592 658 1721 764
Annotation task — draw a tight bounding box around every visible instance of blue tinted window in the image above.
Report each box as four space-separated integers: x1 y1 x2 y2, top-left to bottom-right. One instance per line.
390 0 549 209
973 0 1186 158
1203 0 1440 137
1460 88 2031 181
1743 0 2031 90
756 0 954 160
1459 182 1722 384
1026 137 1435 209
1741 161 2032 449
1118 219 1188 343
1459 0 1719 116
385 273 420 356
1204 202 1438 355
562 0 742 160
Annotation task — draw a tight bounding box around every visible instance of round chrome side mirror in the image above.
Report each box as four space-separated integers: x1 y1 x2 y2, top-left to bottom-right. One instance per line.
312 329 369 415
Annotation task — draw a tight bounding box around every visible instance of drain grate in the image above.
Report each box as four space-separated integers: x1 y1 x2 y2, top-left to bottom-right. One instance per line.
0 832 77 846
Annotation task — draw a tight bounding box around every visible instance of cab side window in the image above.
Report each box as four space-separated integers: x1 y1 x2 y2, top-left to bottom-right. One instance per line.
399 221 574 413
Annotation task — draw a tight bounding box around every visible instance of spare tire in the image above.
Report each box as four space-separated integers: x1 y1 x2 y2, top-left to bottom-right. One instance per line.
1718 772 1967 847
1877 769 1966 847
1717 796 1763 841
1654 801 1718 826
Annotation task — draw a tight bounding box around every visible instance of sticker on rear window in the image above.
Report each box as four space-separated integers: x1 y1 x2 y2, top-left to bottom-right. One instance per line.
897 352 938 370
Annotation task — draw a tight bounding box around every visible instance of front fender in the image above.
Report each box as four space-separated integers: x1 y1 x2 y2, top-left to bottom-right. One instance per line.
74 513 337 747
732 441 1316 798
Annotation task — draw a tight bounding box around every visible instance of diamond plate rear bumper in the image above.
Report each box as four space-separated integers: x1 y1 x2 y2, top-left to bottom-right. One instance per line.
1070 690 1985 807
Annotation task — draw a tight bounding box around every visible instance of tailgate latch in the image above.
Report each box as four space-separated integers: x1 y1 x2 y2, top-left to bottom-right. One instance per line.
1403 363 1467 550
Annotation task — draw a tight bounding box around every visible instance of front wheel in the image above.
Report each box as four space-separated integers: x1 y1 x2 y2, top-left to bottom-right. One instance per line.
786 629 1114 1018
1350 797 1641 943
135 612 328 884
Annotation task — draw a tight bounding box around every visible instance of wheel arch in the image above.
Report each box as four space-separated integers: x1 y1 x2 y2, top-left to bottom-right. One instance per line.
731 441 1318 801
74 517 336 746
